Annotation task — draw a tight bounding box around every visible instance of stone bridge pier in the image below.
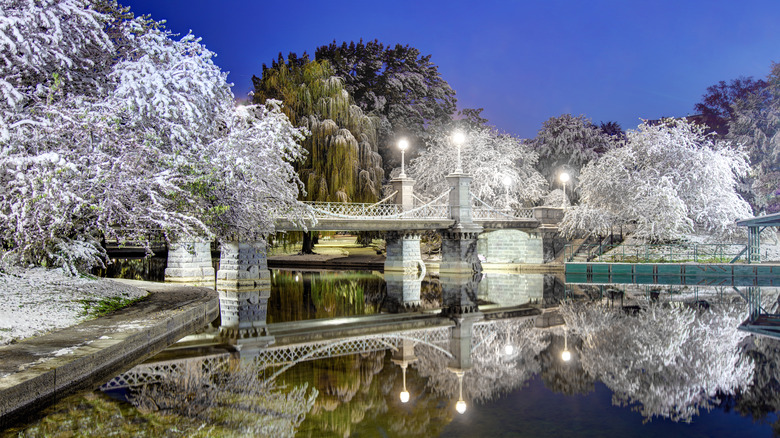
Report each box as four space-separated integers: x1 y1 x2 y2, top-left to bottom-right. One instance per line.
216 239 273 347
164 239 215 288
384 271 424 312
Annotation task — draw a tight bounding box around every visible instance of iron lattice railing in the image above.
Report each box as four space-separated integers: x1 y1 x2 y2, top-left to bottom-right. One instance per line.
472 207 534 220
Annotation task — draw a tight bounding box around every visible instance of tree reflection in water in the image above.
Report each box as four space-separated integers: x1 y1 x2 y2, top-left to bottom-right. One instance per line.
414 319 548 404
560 300 754 422
126 361 318 437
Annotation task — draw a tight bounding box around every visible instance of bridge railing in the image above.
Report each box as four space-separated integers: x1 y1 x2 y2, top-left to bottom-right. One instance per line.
306 202 451 219
472 207 534 220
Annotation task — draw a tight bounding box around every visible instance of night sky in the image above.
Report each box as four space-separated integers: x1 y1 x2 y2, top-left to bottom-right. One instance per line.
122 0 780 139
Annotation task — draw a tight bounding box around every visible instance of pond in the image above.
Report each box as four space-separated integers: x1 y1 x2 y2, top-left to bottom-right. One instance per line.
5 268 780 437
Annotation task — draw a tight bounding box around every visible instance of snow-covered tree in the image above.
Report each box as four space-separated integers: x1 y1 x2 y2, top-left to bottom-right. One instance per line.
0 1 307 273
407 124 547 209
729 62 780 213
528 114 615 202
561 119 752 241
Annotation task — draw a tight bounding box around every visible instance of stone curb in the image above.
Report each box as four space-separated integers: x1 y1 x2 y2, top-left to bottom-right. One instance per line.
0 282 219 429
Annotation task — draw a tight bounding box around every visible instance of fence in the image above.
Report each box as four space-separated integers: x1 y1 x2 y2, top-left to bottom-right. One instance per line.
564 243 748 263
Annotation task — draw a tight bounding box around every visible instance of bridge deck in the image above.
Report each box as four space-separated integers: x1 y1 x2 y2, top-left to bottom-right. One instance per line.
275 218 541 232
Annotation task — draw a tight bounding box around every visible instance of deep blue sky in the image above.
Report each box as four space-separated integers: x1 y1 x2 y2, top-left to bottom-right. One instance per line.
122 0 780 139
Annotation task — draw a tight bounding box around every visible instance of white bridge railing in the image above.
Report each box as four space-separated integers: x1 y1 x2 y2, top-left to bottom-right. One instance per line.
303 191 535 222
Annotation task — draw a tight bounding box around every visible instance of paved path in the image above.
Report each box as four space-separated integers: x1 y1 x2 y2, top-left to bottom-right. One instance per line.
0 280 218 429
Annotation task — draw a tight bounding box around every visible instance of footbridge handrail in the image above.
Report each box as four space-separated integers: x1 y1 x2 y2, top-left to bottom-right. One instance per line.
470 193 534 220
305 188 452 220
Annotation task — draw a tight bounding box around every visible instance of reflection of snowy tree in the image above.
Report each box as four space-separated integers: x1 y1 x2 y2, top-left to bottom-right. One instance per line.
734 336 780 431
539 334 596 396
414 319 548 403
129 361 317 437
560 301 753 422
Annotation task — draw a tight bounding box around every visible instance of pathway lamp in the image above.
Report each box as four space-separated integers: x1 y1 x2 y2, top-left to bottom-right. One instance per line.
560 172 570 208
398 138 409 178
502 174 512 210
562 328 571 362
400 363 410 403
452 132 466 174
455 370 467 414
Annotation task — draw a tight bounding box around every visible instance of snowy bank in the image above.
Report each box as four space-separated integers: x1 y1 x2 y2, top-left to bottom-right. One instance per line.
0 266 148 346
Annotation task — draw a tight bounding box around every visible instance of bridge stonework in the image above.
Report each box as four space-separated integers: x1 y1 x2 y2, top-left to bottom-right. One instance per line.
164 239 215 288
385 231 425 274
215 240 273 344
477 230 544 264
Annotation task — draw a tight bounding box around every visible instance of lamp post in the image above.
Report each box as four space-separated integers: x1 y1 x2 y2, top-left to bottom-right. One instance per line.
398 138 409 178
399 363 410 403
560 172 570 208
502 174 512 210
452 132 465 174
455 370 467 414
562 328 571 362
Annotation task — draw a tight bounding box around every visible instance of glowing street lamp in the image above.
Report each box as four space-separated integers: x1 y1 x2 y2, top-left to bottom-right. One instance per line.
398 138 409 178
455 370 467 414
562 328 571 362
502 174 512 209
504 344 514 356
560 172 570 208
399 364 410 403
452 132 466 173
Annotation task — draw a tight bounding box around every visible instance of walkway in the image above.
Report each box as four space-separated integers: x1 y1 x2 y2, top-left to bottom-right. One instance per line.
0 281 218 428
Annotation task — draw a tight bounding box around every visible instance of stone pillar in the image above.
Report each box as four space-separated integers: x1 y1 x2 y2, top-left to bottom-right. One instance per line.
440 270 481 316
440 230 483 273
165 239 215 288
384 231 424 274
391 177 416 211
384 271 423 312
446 173 474 225
216 240 273 347
447 315 479 371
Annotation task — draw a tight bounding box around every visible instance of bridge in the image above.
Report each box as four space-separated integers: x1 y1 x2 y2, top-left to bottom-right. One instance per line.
163 171 563 289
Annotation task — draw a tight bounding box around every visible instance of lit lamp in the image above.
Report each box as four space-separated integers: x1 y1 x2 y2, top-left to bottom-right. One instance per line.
502 174 512 209
504 344 514 356
398 138 409 178
452 132 466 173
455 370 467 414
562 328 571 362
560 172 570 208
400 364 410 403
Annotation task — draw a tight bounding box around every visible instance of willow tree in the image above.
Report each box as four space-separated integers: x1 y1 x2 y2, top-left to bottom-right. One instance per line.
252 55 383 204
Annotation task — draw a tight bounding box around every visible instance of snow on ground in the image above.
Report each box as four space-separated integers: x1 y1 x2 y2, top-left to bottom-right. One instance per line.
0 266 148 346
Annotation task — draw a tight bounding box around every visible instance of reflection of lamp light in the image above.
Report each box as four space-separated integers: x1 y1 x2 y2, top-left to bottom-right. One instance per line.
452 132 466 174
398 138 409 179
504 344 514 356
455 371 467 414
294 274 299 282
400 364 410 403
562 328 571 362
560 172 570 208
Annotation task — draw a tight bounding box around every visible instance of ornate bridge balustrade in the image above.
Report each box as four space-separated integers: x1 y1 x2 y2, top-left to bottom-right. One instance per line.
100 315 540 391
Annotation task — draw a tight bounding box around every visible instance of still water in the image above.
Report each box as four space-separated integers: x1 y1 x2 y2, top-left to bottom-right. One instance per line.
6 267 780 437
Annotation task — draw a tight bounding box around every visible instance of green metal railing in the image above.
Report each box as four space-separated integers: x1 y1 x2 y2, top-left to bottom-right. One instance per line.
564 243 748 264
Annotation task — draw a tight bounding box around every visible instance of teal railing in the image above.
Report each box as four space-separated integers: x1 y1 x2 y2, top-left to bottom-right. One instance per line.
564 243 748 264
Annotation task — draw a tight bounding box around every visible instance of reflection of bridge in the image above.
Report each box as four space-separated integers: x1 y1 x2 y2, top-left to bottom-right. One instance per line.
102 307 551 391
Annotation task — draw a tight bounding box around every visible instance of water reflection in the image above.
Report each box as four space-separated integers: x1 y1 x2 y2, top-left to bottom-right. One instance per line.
12 271 780 437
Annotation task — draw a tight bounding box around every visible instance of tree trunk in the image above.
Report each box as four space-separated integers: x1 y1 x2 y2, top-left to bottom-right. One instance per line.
301 231 316 254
